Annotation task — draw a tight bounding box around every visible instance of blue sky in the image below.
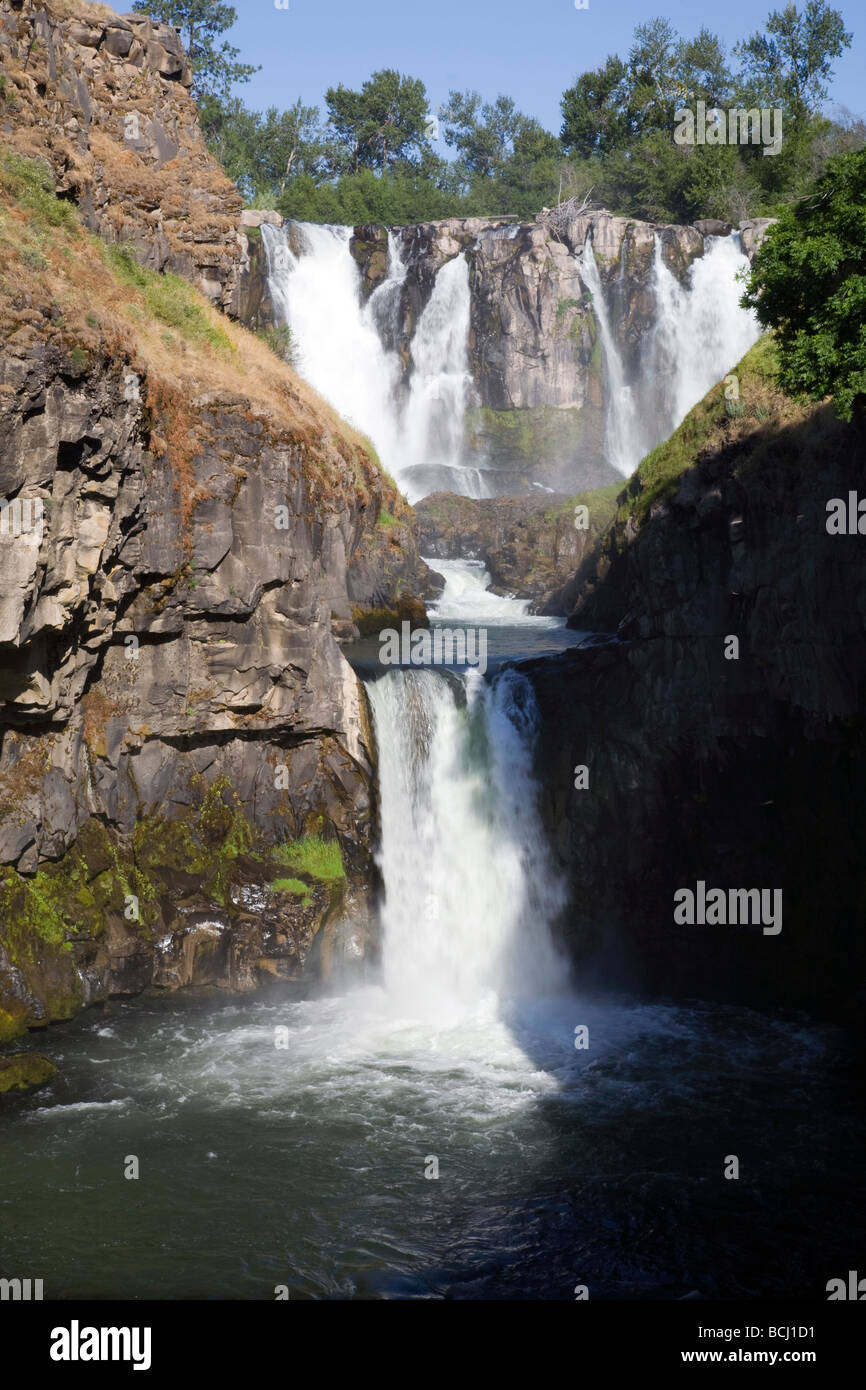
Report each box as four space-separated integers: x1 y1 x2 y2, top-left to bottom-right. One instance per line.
229 0 863 138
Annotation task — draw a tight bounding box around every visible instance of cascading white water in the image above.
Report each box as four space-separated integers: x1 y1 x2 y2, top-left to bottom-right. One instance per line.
648 233 760 428
400 255 482 498
579 231 761 476
261 221 403 469
578 236 644 475
367 665 565 1025
261 222 481 502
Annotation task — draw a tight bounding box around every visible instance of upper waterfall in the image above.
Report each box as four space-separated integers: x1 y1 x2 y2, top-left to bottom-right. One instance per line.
259 215 763 499
261 222 482 503
579 230 761 477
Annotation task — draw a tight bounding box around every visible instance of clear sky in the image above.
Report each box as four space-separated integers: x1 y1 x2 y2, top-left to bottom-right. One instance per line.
228 0 863 140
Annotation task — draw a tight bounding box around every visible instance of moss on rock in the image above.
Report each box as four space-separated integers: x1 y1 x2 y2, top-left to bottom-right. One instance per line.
0 1052 57 1094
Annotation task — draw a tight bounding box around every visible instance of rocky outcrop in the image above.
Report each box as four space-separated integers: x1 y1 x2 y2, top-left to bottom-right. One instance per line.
0 1051 57 1093
415 485 619 611
0 0 245 310
0 146 429 1039
341 210 765 493
0 328 394 1036
523 344 866 1013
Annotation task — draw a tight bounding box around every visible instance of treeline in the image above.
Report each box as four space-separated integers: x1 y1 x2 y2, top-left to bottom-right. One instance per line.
141 1 862 225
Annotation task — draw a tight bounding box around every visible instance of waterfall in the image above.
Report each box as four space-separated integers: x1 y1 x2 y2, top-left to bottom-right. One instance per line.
578 235 644 476
366 666 565 1025
261 222 482 503
647 233 760 429
579 230 761 477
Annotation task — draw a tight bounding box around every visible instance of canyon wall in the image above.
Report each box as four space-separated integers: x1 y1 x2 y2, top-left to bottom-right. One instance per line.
0 1 432 1039
524 343 866 1013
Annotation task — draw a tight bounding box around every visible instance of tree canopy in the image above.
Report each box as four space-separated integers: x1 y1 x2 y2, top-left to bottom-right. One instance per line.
160 1 860 227
742 148 866 420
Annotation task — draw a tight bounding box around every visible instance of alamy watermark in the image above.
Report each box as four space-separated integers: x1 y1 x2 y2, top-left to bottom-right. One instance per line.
379 621 488 675
674 880 782 934
674 102 782 157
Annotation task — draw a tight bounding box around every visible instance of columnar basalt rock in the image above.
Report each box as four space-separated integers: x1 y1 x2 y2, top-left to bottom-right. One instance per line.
0 3 435 1037
0 328 415 1033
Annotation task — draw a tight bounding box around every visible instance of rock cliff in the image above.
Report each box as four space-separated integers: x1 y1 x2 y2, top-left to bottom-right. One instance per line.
523 339 866 1013
0 0 245 310
342 210 773 493
414 485 619 610
0 3 431 1040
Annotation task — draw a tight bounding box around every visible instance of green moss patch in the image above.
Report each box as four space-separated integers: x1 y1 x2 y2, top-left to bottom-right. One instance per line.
270 836 345 883
271 876 314 907
0 1053 58 1095
133 775 253 907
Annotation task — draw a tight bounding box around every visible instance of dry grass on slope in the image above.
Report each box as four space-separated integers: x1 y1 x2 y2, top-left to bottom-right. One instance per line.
0 154 404 520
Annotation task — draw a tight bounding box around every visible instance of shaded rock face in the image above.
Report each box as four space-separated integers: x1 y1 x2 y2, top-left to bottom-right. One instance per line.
0 336 425 1036
523 406 866 1013
414 489 617 612
0 0 244 310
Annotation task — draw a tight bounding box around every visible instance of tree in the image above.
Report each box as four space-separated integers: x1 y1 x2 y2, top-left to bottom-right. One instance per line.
735 2 853 118
131 1 259 98
628 17 680 129
673 28 733 109
560 56 631 158
325 70 430 175
742 149 866 420
199 96 326 200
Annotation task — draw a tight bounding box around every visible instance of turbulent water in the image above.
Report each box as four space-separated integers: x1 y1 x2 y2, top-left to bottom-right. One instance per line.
0 578 861 1300
580 231 760 475
262 222 481 502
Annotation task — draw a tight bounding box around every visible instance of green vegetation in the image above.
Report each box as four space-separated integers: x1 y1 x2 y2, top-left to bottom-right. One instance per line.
270 836 345 883
548 480 623 533
135 775 253 906
742 148 866 419
0 153 78 230
103 244 235 354
0 1054 58 1095
618 336 781 523
377 507 398 528
559 5 856 224
256 322 297 365
271 876 314 907
467 404 592 472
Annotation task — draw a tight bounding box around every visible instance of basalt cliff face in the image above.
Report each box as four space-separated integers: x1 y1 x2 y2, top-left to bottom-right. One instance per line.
0 0 431 1040
414 486 619 610
523 342 866 1013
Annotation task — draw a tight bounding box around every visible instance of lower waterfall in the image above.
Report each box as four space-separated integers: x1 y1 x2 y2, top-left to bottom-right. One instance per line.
368 667 565 1024
0 580 850 1299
